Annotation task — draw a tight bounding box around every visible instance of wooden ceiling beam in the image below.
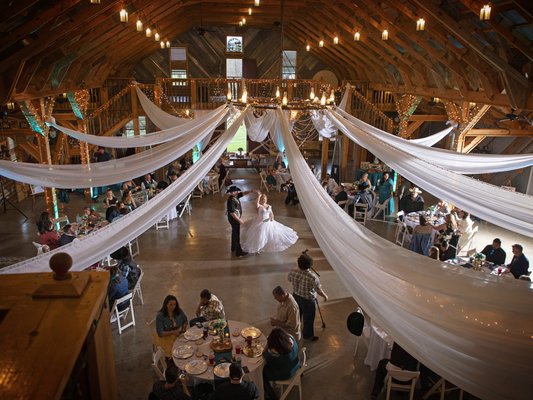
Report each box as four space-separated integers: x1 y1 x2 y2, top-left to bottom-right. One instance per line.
466 128 533 137
408 115 449 121
0 0 40 25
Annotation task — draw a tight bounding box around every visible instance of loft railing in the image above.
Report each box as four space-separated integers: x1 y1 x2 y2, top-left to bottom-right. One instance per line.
347 88 394 133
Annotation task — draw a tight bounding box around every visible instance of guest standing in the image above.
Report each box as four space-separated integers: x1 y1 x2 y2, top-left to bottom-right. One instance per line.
288 250 328 341
377 172 394 215
226 186 256 257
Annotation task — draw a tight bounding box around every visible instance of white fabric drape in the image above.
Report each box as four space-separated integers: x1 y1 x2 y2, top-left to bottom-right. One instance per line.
277 108 533 400
244 109 276 142
46 105 227 148
335 107 533 173
410 124 452 146
337 83 350 111
327 110 533 237
136 86 188 129
0 109 228 188
1 109 248 275
310 110 337 138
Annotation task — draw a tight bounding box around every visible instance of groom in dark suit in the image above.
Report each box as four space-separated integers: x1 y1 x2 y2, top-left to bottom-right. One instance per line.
226 186 256 257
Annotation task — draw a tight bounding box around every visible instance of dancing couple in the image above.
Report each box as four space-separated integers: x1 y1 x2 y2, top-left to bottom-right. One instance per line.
226 186 298 257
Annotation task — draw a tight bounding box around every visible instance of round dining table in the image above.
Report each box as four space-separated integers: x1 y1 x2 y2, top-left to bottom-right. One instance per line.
170 320 267 400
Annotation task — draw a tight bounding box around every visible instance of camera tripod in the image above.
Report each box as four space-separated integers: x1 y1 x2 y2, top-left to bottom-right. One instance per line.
0 177 28 221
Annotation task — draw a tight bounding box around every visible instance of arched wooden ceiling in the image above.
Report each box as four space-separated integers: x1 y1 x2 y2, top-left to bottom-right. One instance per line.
1 0 532 108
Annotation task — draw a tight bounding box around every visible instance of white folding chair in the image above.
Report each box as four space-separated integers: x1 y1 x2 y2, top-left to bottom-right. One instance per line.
179 194 192 218
132 266 144 305
209 174 220 195
192 181 204 199
385 362 420 400
353 203 368 225
128 238 140 258
275 347 307 400
259 170 270 193
371 197 391 220
32 241 45 255
151 346 167 380
395 222 412 248
100 255 118 268
53 215 70 229
110 293 135 335
155 214 170 230
423 377 464 400
457 225 479 256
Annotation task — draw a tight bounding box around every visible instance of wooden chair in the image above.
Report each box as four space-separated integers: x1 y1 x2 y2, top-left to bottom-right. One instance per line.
192 181 204 199
275 347 307 400
110 293 135 335
209 174 220 195
132 266 144 305
385 362 420 400
353 203 368 225
155 214 169 230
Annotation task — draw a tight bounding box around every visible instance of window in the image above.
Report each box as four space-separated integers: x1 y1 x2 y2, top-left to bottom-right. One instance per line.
282 50 297 79
170 47 187 61
125 116 146 137
171 69 187 79
227 123 247 154
226 36 243 53
226 58 243 78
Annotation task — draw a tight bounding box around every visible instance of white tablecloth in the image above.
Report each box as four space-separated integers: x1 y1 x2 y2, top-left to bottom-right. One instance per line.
364 324 393 371
172 320 266 400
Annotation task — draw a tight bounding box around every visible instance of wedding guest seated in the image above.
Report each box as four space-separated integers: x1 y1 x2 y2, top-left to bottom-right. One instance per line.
156 295 188 337
399 187 424 214
432 213 459 247
190 289 225 325
414 215 433 235
103 188 118 208
168 173 178 185
263 328 300 400
507 244 530 279
122 180 140 192
110 246 140 289
108 265 129 311
266 167 277 189
149 364 191 400
435 199 450 215
409 215 433 256
334 184 348 207
213 363 259 400
106 203 122 222
321 174 338 195
438 240 456 261
371 342 418 399
273 153 286 170
38 220 60 250
36 211 52 234
82 206 101 223
166 160 182 181
59 224 77 246
270 286 301 342
141 173 157 191
156 180 169 193
112 207 130 222
284 179 298 206
348 182 374 217
122 190 137 211
481 238 506 265
428 246 440 260
359 172 373 191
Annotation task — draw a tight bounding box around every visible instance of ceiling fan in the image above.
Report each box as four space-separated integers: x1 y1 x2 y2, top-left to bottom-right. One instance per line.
194 6 215 36
498 108 532 125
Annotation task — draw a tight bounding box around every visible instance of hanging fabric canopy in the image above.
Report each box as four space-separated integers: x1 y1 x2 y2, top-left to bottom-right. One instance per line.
1 109 248 275
47 105 227 148
410 124 453 146
244 109 276 142
277 108 533 400
334 107 533 173
0 108 228 188
135 86 189 129
310 110 337 138
326 109 533 237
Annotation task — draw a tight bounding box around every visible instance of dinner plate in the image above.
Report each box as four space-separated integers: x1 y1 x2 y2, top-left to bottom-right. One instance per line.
242 343 264 358
184 360 208 375
241 326 262 339
213 362 231 378
173 344 194 359
184 329 203 341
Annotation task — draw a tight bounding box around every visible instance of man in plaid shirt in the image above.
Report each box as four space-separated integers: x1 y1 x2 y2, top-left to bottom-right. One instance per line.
194 289 225 322
288 251 328 341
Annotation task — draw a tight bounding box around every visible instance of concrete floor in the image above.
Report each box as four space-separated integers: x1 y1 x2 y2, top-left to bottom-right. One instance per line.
1 169 531 400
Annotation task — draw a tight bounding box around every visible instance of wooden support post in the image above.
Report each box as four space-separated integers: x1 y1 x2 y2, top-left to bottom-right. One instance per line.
340 135 349 182
38 98 58 218
190 79 197 109
78 121 93 203
320 137 330 181
131 85 140 137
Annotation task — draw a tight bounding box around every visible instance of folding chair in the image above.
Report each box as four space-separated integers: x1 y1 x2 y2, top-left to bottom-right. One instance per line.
385 362 420 400
371 197 391 220
155 214 170 230
32 241 45 256
132 266 144 304
192 181 204 199
151 346 166 380
110 293 135 335
179 194 192 218
353 203 368 225
209 174 220 195
128 238 140 258
275 347 307 400
259 170 270 193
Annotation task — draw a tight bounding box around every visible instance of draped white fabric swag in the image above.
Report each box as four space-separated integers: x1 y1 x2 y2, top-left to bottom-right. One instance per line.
327 110 533 237
1 109 248 274
136 86 187 129
334 107 533 173
277 109 533 400
0 108 229 188
244 109 276 142
47 105 227 148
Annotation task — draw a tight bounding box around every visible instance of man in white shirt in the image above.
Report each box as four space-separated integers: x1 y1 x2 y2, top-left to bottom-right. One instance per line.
270 286 302 342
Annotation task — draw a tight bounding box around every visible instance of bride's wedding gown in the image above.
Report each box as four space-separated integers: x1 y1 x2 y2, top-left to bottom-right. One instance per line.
241 205 298 253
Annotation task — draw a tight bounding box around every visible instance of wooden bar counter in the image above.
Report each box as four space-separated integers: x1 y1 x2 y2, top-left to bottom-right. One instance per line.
0 271 117 400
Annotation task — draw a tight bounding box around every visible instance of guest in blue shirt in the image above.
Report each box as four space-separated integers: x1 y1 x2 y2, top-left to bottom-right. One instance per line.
508 244 530 279
156 295 188 337
108 266 129 311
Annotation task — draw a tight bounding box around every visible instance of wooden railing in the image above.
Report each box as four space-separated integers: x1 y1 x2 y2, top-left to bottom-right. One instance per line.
86 84 133 136
348 89 394 133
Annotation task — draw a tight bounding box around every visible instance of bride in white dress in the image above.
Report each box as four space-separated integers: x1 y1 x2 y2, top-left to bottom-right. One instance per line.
241 193 298 253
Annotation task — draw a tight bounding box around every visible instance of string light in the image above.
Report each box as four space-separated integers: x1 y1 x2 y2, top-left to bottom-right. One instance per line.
227 89 232 101
7 102 15 110
239 21 243 27
309 88 315 100
480 4 491 21
242 17 246 25
248 8 252 15
275 86 281 98
382 29 389 40
319 40 324 47
166 40 171 48
306 44 310 51
254 0 260 6
241 86 248 103
333 36 339 45
90 0 101 4
320 92 326 106
136 19 143 31
416 18 425 31
160 41 165 49
146 27 152 37
329 89 335 104
282 92 288 106
354 31 360 41
119 8 128 23
154 32 160 41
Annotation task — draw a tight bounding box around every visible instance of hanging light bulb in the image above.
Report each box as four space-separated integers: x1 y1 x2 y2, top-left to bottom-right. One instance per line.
254 0 260 6
282 92 288 106
416 18 425 31
320 92 327 106
166 40 171 48
136 19 143 31
239 21 243 27
248 8 252 16
310 88 315 100
306 44 310 51
146 27 152 37
227 89 232 101
382 29 389 40
185 109 190 117
319 40 324 47
154 32 160 42
119 9 128 23
329 90 335 104
275 86 281 98
90 0 101 4
354 31 360 41
160 41 165 49
333 36 339 45
7 102 15 110
480 4 491 20
241 87 248 103
242 18 246 25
